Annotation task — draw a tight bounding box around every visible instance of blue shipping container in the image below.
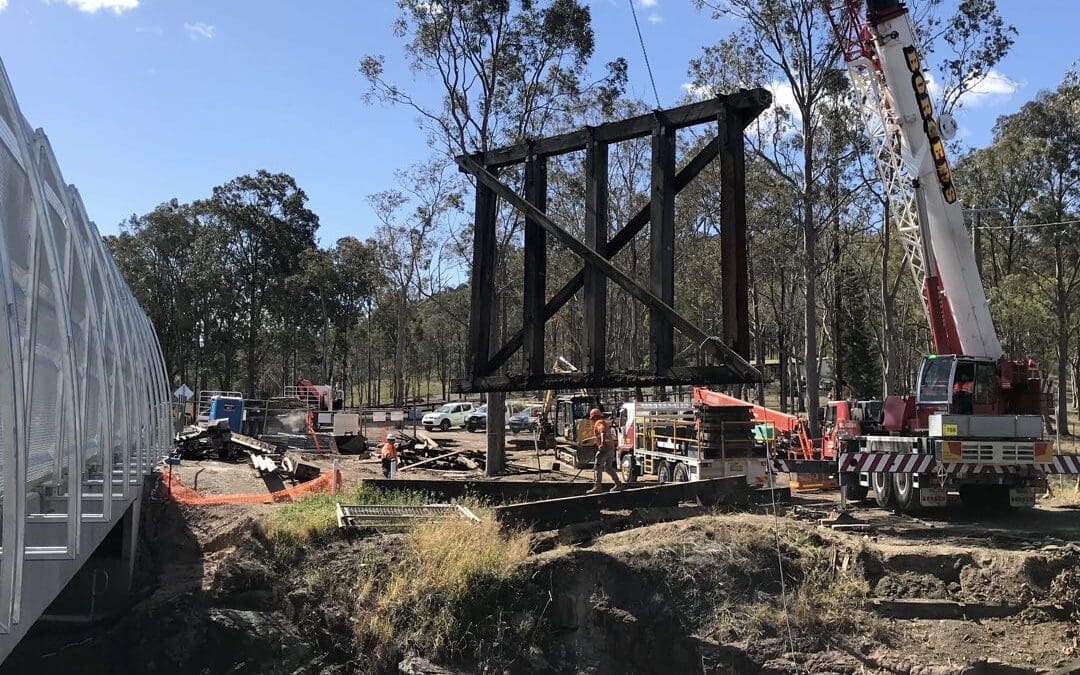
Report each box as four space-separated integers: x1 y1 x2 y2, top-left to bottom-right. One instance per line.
209 396 244 432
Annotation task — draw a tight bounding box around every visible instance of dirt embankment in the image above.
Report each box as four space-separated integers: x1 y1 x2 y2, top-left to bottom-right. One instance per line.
6 494 1080 675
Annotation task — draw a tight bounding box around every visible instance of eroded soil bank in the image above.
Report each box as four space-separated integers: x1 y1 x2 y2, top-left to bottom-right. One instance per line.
4 492 1080 674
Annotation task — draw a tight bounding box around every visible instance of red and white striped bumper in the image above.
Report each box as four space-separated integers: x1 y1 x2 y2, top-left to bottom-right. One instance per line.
1037 455 1080 475
838 452 935 473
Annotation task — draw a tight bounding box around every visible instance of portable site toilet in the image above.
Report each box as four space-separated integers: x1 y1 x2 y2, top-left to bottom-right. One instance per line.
208 396 244 432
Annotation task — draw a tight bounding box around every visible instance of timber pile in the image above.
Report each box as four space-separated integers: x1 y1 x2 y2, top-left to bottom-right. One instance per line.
393 432 485 472
696 403 756 457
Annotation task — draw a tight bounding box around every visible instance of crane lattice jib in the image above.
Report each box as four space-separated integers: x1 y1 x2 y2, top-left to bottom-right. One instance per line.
823 0 1003 360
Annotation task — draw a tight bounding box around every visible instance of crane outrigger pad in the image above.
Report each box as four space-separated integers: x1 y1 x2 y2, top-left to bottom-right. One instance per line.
456 91 771 393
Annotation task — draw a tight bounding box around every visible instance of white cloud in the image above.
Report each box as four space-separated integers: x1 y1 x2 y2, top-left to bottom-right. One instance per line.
766 79 799 119
184 22 214 40
647 12 662 23
0 0 8 13
640 0 658 6
65 0 139 14
681 82 714 101
958 70 1021 107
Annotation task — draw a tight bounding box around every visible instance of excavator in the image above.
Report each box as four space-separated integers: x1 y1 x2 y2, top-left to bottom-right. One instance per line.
535 357 604 468
797 0 1080 512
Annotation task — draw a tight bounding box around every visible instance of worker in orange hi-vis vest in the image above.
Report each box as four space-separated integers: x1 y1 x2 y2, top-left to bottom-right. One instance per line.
586 408 625 495
380 433 400 479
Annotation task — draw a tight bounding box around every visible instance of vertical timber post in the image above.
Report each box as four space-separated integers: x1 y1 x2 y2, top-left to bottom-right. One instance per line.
720 110 750 360
523 154 548 380
650 121 676 377
584 134 609 375
467 162 498 382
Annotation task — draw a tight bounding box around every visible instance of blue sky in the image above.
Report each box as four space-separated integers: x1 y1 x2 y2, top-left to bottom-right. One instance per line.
0 0 1074 245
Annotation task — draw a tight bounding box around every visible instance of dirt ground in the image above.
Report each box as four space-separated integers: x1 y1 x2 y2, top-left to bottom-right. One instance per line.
6 434 1080 674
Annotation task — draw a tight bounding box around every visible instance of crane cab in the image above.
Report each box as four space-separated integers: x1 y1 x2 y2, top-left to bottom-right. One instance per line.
915 355 999 415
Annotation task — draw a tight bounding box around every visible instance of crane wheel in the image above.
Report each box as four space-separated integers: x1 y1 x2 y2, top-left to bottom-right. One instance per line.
872 472 895 508
892 473 921 513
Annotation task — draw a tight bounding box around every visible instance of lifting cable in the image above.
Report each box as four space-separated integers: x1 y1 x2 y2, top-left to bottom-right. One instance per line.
626 0 662 109
762 369 798 659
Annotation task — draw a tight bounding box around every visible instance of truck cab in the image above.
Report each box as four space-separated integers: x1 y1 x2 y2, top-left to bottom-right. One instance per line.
916 355 1000 416
821 399 883 459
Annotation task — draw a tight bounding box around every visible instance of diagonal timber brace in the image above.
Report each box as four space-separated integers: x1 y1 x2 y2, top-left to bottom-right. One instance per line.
485 133 726 374
456 154 759 382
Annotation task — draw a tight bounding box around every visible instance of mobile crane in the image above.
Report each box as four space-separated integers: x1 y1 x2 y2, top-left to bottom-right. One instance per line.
800 0 1080 512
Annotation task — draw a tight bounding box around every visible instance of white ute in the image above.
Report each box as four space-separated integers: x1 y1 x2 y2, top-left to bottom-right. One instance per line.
422 402 474 431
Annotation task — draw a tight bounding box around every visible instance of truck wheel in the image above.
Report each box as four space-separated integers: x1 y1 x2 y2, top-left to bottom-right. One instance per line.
621 454 637 483
440 419 450 431
673 463 690 482
842 477 869 502
892 473 921 513
657 460 672 484
872 472 895 508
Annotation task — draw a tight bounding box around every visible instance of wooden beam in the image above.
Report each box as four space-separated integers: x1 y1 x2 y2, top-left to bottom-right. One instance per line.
471 89 772 168
584 136 609 375
485 134 725 374
720 111 751 360
456 366 757 393
491 476 749 530
466 173 498 378
522 155 548 377
457 155 759 383
650 123 676 373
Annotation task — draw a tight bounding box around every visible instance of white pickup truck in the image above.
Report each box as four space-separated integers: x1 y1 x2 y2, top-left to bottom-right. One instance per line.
422 402 475 431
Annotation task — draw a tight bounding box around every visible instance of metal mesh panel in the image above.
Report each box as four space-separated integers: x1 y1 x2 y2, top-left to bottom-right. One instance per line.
26 244 63 498
0 55 171 635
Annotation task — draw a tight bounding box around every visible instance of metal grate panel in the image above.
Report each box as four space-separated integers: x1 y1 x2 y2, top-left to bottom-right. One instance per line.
336 503 480 529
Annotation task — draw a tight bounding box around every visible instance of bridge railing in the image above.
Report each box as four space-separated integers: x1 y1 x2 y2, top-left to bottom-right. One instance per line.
0 57 170 634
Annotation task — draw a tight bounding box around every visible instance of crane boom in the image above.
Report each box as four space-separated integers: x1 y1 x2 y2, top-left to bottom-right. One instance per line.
828 0 1003 359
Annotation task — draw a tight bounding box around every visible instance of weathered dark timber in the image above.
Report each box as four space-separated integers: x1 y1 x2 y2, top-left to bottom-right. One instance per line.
720 110 751 359
456 155 758 379
484 134 726 375
466 175 498 379
491 476 749 530
650 124 676 372
584 136 608 375
456 366 759 393
457 91 770 395
523 156 548 378
476 90 771 168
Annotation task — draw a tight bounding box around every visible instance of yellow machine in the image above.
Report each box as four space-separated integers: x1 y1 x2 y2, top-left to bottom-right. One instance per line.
536 357 602 468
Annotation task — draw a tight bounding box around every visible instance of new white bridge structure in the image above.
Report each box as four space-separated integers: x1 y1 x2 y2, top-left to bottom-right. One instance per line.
0 57 170 660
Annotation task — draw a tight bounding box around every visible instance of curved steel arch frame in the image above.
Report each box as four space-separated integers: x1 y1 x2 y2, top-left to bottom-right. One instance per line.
0 57 169 633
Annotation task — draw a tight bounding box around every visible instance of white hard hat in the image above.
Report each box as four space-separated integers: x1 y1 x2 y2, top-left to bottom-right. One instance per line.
386 432 396 440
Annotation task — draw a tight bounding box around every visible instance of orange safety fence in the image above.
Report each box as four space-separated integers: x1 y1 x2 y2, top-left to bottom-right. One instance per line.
159 467 342 506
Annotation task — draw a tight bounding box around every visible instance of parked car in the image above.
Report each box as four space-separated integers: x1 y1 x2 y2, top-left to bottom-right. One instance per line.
422 402 475 431
465 405 487 432
508 406 541 434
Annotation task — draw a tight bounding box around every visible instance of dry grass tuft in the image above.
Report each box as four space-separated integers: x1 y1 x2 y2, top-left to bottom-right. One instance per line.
354 518 531 670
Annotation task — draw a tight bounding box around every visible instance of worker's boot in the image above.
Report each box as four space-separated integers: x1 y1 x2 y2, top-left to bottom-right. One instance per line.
612 481 627 492
585 482 604 495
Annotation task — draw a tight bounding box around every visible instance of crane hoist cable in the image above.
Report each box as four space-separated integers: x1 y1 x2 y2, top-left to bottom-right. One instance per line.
626 0 662 109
